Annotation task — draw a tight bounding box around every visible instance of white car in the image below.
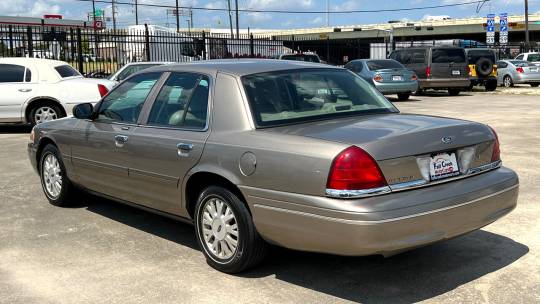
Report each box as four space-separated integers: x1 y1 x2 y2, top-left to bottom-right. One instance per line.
515 52 540 66
0 58 115 125
109 61 172 85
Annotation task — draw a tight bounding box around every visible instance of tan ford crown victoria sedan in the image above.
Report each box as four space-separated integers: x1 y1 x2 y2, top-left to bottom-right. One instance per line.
28 60 519 273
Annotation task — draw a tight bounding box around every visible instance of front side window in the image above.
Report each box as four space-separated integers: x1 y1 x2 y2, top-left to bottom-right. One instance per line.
147 73 209 129
54 65 81 78
242 68 398 127
432 48 466 63
0 64 25 83
97 72 161 123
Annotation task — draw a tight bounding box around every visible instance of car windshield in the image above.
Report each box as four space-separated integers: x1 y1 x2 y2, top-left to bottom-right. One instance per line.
432 48 466 63
54 65 81 78
509 60 535 67
242 69 398 127
366 60 404 70
111 63 162 81
527 54 540 62
467 50 496 63
281 54 320 63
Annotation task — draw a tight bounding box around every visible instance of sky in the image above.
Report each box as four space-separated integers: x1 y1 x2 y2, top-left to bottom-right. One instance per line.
0 0 539 29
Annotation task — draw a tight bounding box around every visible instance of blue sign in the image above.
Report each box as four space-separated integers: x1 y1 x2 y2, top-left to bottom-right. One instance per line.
500 13 508 32
487 26 495 32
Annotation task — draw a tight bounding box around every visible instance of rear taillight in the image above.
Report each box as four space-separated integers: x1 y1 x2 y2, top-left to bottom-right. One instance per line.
425 66 431 78
489 126 501 162
373 74 383 83
411 74 418 81
467 66 472 76
327 146 387 190
516 67 524 73
98 84 109 97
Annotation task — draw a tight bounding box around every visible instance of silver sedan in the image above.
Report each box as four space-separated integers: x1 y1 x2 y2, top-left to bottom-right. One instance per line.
497 59 540 87
28 60 519 273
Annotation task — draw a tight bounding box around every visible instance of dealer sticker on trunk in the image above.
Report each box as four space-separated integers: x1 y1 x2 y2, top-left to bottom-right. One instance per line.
429 152 460 181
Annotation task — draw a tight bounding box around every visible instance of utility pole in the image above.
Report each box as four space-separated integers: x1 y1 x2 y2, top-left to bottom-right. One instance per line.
227 0 234 38
91 0 96 23
176 0 180 32
112 0 117 31
135 0 139 25
525 0 530 51
326 0 329 27
235 0 239 38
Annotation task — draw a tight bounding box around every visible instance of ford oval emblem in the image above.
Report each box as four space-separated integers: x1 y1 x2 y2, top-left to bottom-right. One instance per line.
441 136 453 144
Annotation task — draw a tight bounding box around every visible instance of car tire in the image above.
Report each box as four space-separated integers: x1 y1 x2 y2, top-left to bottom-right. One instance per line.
485 80 497 92
397 93 410 101
195 186 268 273
503 75 514 88
29 102 64 125
530 83 539 87
39 144 78 207
448 89 460 96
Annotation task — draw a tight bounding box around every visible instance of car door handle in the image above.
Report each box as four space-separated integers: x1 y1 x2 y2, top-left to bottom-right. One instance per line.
177 143 194 157
115 135 129 147
18 88 32 92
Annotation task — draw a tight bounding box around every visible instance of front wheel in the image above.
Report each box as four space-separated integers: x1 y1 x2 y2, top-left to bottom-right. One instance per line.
397 93 410 101
195 186 268 273
448 89 461 96
530 83 539 87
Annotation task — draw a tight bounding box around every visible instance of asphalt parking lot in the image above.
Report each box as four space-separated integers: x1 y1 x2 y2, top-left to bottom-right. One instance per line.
1 91 539 304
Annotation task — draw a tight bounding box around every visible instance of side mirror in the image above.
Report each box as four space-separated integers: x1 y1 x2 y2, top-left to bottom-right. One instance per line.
73 103 94 119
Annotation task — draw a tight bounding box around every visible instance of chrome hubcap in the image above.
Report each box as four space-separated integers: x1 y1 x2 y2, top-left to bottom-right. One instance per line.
35 107 58 124
42 154 62 199
201 198 238 260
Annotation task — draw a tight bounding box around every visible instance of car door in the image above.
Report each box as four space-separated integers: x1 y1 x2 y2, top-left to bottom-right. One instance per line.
0 63 35 122
121 72 211 214
70 72 164 200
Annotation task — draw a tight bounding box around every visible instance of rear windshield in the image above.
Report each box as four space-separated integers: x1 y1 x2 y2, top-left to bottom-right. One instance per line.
366 60 404 70
526 54 540 62
281 54 320 63
467 50 496 63
509 60 535 67
54 65 81 78
242 69 398 127
432 48 466 63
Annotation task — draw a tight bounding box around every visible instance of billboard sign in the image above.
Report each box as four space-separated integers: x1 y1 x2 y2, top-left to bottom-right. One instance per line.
500 13 508 45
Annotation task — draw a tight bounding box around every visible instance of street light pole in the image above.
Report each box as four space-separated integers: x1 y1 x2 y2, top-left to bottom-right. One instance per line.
135 0 139 25
176 0 180 32
227 0 234 38
525 0 530 51
235 0 239 38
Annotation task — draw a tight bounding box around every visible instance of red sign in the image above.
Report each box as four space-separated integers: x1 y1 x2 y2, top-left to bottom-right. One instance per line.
44 14 63 19
93 20 104 30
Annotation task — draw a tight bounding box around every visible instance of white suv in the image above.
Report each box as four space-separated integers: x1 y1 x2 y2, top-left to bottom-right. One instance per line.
515 52 540 66
0 58 115 125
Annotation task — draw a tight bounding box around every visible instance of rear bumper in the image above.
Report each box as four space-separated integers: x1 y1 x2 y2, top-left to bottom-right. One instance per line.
419 78 470 89
375 81 419 94
514 74 540 84
242 167 518 256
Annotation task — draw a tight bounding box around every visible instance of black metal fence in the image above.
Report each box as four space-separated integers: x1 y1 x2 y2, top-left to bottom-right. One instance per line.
0 23 535 78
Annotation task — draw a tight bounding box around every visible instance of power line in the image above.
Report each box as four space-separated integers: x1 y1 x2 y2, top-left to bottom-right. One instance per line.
75 0 491 14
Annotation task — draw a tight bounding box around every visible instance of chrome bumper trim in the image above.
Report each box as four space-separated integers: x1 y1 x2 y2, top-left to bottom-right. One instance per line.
326 160 502 199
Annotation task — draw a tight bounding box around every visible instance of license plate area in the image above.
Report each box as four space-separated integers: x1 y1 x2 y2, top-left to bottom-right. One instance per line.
429 152 460 181
452 70 461 76
392 75 403 81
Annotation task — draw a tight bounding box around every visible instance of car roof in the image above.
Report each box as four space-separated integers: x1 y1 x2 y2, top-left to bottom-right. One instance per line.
0 57 69 66
144 59 340 76
125 61 173 65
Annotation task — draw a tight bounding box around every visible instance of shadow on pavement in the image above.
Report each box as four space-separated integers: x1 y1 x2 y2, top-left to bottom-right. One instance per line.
79 195 527 303
0 125 32 134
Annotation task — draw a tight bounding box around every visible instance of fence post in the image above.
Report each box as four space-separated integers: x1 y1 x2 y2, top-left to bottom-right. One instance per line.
144 24 151 61
8 25 14 56
249 34 254 57
69 28 75 63
76 28 84 73
326 37 330 64
202 31 207 60
291 35 295 52
26 26 33 58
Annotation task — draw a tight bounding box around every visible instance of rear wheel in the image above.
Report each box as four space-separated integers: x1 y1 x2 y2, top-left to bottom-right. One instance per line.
397 93 410 101
29 102 64 125
448 89 460 96
39 144 78 206
485 80 498 92
195 186 268 273
530 83 539 87
503 75 514 88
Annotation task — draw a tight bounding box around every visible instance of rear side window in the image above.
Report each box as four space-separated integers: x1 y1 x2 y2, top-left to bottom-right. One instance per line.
0 64 25 82
432 48 466 63
115 64 161 81
393 49 426 64
54 65 81 78
366 60 404 70
25 68 32 82
345 62 363 73
515 54 524 60
497 61 508 68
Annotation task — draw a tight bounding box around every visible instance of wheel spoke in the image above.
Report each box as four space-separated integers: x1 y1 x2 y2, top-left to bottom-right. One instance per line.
226 224 238 237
